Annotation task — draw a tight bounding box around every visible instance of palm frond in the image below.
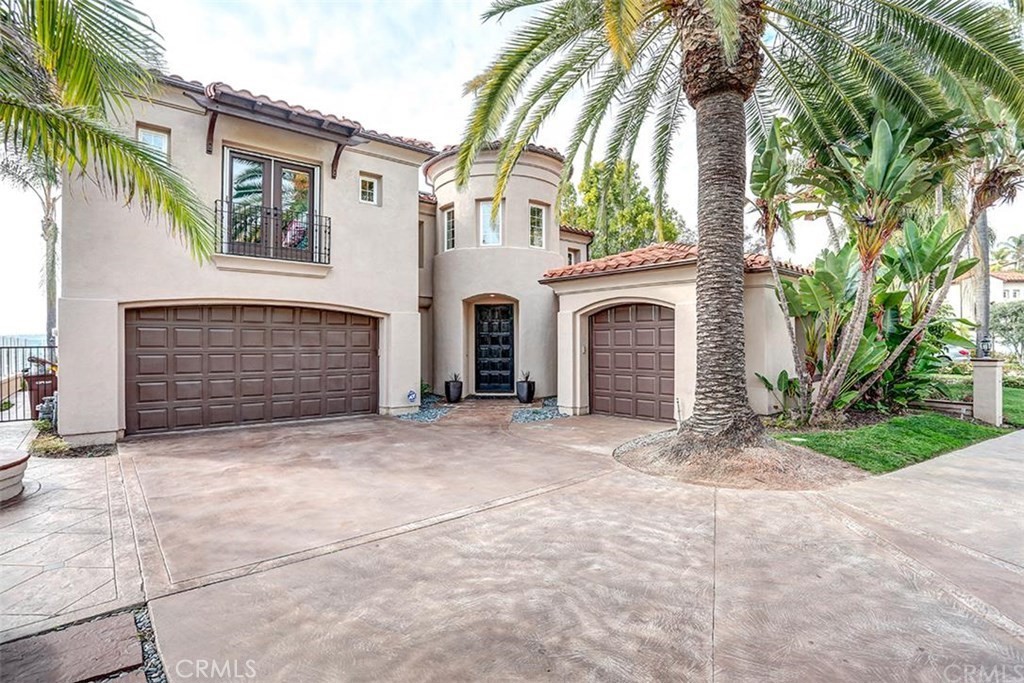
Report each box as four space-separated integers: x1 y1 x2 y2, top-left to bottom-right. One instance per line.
0 94 214 258
13 0 162 113
706 0 742 63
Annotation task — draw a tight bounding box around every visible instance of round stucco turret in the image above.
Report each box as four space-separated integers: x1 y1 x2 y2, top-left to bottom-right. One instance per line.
424 145 565 396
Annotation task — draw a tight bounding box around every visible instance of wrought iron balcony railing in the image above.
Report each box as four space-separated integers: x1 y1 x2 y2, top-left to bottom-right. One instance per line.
215 200 331 264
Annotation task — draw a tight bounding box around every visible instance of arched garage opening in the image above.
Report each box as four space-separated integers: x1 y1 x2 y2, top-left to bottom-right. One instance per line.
125 303 379 434
589 303 675 421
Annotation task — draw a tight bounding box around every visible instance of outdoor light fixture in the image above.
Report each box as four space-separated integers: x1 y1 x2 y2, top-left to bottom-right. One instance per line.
980 335 993 358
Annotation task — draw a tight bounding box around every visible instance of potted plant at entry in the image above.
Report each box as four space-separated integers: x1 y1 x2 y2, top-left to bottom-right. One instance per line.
516 371 535 404
444 373 463 404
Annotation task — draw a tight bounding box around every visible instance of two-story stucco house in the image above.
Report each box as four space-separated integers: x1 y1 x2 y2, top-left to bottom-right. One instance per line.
948 271 1024 324
58 75 798 445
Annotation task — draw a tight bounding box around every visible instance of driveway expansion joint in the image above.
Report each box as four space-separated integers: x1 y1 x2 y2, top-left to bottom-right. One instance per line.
808 492 1024 641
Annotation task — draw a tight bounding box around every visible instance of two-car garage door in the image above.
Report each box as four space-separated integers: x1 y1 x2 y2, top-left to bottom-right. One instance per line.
590 303 675 422
125 305 378 434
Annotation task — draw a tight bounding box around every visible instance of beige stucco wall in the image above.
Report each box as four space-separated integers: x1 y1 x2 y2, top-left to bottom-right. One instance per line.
545 265 797 421
559 231 592 266
58 84 430 443
425 150 564 396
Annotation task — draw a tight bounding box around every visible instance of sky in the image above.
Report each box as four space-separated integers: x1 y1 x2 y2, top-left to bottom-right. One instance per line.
1 0 1022 335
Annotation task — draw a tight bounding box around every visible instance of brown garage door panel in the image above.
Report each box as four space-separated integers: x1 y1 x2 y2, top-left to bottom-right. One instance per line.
590 303 674 422
126 305 379 434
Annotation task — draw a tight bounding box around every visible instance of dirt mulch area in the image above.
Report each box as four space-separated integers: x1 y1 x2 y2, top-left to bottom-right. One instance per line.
29 432 117 458
614 430 868 491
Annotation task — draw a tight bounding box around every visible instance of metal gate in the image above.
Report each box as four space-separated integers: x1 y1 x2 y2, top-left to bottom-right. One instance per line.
0 344 58 422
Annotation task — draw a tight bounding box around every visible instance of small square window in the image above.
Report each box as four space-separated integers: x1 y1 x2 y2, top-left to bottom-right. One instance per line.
359 175 379 205
567 248 580 265
529 205 545 248
137 125 169 158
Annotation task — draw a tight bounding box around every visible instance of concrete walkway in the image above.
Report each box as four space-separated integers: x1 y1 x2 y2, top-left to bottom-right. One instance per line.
3 416 1023 681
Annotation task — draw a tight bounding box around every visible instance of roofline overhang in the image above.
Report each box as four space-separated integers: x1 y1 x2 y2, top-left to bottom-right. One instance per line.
184 91 360 146
422 143 564 177
539 259 807 285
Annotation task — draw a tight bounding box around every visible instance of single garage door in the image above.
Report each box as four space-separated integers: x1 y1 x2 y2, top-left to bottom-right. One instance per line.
590 303 674 421
125 305 378 434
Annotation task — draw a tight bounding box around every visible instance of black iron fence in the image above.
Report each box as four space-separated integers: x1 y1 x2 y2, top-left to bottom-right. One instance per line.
214 200 332 264
0 345 58 423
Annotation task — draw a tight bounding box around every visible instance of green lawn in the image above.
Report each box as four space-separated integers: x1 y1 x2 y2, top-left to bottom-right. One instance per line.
774 413 1008 474
938 381 1024 427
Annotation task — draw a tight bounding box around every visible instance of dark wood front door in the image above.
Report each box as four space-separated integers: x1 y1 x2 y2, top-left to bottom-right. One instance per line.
475 304 514 393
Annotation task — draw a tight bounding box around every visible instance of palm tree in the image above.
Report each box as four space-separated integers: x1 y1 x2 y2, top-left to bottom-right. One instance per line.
998 235 1024 271
0 153 59 343
457 0 1024 452
0 0 213 258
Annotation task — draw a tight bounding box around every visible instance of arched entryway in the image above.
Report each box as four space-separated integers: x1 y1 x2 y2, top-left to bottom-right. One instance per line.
589 303 675 421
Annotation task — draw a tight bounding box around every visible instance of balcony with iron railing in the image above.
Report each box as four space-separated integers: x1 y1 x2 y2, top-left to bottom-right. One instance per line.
215 200 331 264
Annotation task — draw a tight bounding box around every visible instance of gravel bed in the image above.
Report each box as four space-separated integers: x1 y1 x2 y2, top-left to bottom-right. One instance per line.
511 406 568 423
134 606 168 683
541 396 557 408
397 405 451 423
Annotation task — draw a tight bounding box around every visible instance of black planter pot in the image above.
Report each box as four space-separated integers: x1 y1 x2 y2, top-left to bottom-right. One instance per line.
515 380 536 404
444 381 463 404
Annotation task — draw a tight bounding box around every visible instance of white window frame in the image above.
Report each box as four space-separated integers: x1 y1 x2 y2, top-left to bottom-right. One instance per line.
137 124 169 158
529 204 546 249
443 207 456 251
359 175 380 205
479 200 502 247
567 248 580 265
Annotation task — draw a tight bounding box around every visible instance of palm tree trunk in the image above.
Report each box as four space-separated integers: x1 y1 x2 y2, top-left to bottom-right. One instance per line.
42 195 58 345
667 0 764 450
682 88 761 440
976 210 990 351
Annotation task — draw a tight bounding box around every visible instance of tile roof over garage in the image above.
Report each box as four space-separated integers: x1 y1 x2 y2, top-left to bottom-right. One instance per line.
540 242 812 282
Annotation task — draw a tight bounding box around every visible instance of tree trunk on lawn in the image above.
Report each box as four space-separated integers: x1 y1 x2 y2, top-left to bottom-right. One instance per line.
811 260 877 422
42 195 58 345
976 210 991 352
847 210 977 406
669 0 765 451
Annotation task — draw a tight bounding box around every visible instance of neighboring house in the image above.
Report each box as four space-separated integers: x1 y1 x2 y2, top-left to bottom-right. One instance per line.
947 271 1024 323
58 76 797 444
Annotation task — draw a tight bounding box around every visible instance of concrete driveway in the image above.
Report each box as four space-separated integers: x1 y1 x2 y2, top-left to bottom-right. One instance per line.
111 416 1024 680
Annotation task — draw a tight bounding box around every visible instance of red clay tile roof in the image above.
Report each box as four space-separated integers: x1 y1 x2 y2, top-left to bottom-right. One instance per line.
994 271 1024 282
559 225 595 238
423 141 564 175
540 243 812 282
954 269 1024 284
162 74 436 153
418 191 437 204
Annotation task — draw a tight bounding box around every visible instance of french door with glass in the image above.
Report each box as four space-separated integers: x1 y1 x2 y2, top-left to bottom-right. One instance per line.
226 151 316 261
